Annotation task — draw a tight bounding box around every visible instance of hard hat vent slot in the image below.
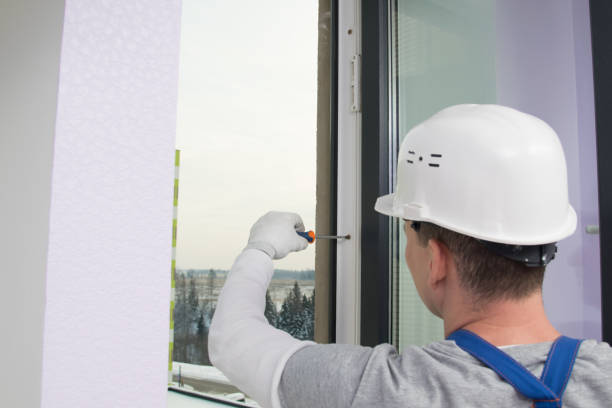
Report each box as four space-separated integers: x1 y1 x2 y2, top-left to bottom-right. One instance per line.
429 154 442 167
406 151 442 167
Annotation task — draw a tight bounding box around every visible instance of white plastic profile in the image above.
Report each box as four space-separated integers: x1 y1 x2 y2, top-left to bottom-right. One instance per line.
336 0 362 345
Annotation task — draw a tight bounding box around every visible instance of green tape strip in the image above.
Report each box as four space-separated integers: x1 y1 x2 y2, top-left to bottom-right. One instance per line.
170 301 175 329
172 220 177 247
174 180 179 207
169 149 180 378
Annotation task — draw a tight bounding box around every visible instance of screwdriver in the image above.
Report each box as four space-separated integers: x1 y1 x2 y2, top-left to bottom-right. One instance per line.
296 230 351 243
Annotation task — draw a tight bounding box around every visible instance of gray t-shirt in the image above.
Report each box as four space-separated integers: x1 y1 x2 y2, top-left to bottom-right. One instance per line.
278 339 612 407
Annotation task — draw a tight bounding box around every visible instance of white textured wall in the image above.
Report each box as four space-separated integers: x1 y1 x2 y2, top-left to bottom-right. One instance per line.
41 1 182 407
0 1 65 406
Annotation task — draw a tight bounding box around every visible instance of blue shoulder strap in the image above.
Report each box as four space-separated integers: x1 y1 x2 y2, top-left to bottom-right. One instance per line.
539 335 584 402
447 330 582 408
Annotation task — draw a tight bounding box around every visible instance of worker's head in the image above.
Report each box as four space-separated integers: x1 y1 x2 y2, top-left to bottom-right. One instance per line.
375 104 576 312
402 219 546 315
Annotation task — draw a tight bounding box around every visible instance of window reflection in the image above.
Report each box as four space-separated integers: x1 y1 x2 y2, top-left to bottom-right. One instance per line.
390 0 496 349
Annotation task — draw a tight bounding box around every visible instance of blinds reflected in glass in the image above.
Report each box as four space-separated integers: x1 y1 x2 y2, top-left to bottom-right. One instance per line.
389 0 497 350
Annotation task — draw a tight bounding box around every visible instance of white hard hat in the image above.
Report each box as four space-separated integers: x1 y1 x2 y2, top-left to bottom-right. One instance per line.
375 104 577 246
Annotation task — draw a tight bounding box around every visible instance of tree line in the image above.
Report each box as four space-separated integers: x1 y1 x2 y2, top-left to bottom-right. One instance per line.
177 268 315 281
173 271 314 365
265 282 315 340
172 270 217 365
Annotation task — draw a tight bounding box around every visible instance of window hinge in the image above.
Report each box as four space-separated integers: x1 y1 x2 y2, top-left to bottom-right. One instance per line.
351 54 361 112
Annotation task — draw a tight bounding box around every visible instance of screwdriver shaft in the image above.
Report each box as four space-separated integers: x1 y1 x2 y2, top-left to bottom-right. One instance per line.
296 230 351 243
316 234 351 240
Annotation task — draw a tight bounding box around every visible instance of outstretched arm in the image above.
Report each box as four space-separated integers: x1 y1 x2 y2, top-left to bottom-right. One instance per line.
208 211 314 408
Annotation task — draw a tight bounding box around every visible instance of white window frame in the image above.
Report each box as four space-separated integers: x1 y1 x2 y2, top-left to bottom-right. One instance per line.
336 0 362 345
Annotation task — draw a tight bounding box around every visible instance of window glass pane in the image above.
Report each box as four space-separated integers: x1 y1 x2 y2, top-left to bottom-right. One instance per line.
389 0 600 348
171 0 318 403
390 0 498 348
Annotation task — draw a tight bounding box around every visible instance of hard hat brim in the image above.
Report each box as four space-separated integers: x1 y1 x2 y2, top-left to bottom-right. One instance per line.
375 192 577 245
374 194 402 218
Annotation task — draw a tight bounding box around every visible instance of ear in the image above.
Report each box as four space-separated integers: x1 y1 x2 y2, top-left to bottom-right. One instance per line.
427 238 449 289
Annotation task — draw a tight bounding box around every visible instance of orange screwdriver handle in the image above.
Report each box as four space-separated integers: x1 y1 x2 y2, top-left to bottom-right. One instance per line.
296 230 315 243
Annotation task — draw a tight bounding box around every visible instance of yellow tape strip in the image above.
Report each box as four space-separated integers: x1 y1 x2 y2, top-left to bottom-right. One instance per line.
169 149 180 379
172 219 177 247
168 342 174 372
170 301 175 329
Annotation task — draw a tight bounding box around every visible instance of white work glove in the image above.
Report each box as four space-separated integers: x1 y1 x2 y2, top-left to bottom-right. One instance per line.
208 212 314 408
244 211 309 259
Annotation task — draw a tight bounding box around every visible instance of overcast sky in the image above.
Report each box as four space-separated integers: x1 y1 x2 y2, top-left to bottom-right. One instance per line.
175 0 318 270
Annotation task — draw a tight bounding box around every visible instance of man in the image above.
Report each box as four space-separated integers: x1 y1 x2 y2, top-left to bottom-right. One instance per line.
209 105 612 407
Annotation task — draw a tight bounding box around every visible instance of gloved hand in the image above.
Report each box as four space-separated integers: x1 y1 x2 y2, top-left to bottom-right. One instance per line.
245 211 309 259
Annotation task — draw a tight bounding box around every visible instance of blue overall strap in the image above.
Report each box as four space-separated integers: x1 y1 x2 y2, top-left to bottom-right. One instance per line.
539 335 584 404
447 330 582 408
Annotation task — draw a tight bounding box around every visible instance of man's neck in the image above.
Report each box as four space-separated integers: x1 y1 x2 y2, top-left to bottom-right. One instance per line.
444 292 560 346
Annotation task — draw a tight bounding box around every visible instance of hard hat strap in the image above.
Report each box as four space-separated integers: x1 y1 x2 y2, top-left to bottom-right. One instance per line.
478 240 558 267
410 221 557 267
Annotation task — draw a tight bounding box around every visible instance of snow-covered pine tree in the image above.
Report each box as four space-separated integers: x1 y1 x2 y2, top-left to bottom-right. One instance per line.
173 272 188 362
207 269 216 299
264 290 279 327
278 281 307 339
187 277 200 335
301 292 314 340
197 312 206 336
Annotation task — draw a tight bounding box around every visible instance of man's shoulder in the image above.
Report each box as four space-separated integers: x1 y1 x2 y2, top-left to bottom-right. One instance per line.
573 339 612 367
579 338 612 351
399 338 612 370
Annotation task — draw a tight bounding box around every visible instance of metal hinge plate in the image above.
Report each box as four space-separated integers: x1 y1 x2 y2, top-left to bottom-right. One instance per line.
351 54 361 112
